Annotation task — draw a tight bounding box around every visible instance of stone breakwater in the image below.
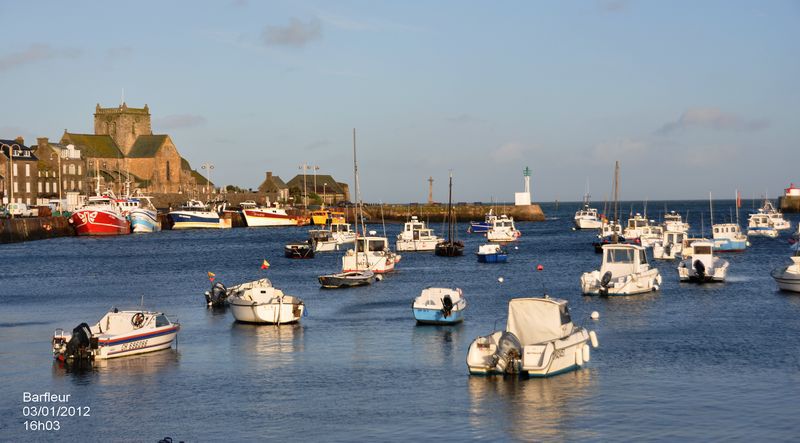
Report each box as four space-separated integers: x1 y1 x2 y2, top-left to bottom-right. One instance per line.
0 216 73 244
779 196 800 213
351 203 546 223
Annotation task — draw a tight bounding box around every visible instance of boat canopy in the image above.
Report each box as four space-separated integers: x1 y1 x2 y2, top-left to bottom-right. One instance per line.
506 298 573 346
600 244 648 277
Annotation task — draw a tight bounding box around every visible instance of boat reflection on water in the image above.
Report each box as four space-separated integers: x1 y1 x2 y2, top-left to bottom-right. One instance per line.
467 369 598 441
52 348 180 380
230 322 304 369
410 324 463 366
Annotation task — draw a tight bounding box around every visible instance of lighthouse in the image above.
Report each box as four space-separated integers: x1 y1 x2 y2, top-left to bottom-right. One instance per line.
514 167 532 206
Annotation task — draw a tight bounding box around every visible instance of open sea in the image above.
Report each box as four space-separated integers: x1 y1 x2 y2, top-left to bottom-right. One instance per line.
1 199 799 442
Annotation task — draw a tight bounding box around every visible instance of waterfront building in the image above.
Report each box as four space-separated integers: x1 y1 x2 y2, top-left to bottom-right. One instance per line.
33 138 85 204
61 103 206 195
286 173 350 205
0 137 39 206
257 171 290 203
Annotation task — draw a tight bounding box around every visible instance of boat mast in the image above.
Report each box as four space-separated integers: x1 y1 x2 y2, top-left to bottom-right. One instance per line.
353 128 365 271
612 161 619 243
447 171 453 243
709 191 714 233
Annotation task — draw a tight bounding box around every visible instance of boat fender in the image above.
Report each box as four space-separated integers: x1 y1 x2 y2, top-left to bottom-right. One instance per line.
131 312 145 329
375 274 384 281
575 347 584 366
582 344 591 362
589 330 599 348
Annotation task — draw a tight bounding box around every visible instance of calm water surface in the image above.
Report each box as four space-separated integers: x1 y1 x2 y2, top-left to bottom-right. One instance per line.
1 200 799 441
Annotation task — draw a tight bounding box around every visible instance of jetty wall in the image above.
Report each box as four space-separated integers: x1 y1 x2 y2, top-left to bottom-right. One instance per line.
0 216 74 244
353 204 545 223
779 196 800 213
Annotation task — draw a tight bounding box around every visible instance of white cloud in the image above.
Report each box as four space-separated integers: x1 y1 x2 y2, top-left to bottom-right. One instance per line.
491 141 530 164
0 44 81 72
262 18 322 48
656 107 768 135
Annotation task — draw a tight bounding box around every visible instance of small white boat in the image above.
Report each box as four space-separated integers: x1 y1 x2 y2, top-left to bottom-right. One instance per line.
486 214 521 242
581 243 662 295
652 230 686 260
309 228 339 252
574 201 602 230
638 225 664 248
52 308 179 361
771 250 800 292
678 240 729 283
228 278 305 324
663 211 690 233
466 297 599 377
747 212 779 238
412 287 466 325
622 213 652 239
342 233 401 273
396 216 442 252
712 223 748 252
760 199 791 231
330 222 356 245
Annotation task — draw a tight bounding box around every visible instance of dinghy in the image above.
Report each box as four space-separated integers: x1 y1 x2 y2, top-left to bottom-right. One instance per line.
466 297 598 377
318 270 376 289
412 287 466 325
52 308 179 361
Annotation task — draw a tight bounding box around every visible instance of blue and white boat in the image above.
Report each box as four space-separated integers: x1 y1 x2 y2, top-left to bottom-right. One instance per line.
128 197 161 233
168 200 225 230
412 287 466 325
712 223 747 252
476 244 508 263
468 210 496 234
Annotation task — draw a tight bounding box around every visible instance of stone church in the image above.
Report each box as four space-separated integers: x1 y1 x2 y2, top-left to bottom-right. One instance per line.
61 103 206 194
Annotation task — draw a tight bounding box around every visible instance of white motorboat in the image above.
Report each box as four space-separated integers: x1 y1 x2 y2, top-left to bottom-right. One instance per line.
228 278 305 324
652 230 686 260
638 225 664 248
412 287 467 325
52 308 179 361
466 297 599 377
486 214 521 242
342 234 401 273
396 216 442 252
309 228 339 252
663 211 690 233
760 199 791 231
678 240 728 283
747 212 779 238
574 200 602 230
712 223 748 252
771 249 800 292
581 243 662 295
330 222 356 245
622 213 652 240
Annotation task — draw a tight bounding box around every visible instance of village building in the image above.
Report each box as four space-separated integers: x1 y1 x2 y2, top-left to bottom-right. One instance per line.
33 138 85 203
257 171 289 204
60 103 205 195
286 173 350 206
0 137 39 205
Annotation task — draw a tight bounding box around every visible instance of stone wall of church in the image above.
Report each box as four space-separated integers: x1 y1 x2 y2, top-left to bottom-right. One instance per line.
153 141 182 193
93 104 152 155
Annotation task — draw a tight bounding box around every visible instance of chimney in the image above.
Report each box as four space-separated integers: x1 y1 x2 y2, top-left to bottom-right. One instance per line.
14 136 24 145
37 137 49 149
266 171 273 180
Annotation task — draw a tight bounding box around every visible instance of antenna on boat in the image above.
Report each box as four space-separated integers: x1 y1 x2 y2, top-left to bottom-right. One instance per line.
709 191 714 234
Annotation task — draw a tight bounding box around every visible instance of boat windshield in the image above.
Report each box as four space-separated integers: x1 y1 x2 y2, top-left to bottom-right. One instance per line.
155 314 170 327
357 239 386 252
559 305 572 325
694 246 712 255
606 248 635 263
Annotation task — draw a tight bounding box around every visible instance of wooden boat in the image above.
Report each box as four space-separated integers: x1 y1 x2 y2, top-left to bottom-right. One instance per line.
318 270 376 288
435 173 464 256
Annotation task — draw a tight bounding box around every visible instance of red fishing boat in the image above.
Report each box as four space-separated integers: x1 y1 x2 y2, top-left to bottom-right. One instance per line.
69 195 130 236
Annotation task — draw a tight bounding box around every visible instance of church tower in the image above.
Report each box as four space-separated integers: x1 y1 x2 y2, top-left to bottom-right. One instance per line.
93 102 152 155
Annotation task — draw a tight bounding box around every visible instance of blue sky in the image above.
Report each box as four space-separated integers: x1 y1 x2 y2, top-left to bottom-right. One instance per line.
1 0 798 203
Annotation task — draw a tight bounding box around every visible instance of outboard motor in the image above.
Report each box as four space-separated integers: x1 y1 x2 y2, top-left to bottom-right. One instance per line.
205 282 228 307
441 295 454 318
599 271 613 296
664 242 672 257
492 332 522 374
65 323 93 360
693 260 706 281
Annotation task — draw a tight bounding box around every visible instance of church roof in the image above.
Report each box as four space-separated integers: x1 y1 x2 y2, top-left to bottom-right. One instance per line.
191 169 213 186
128 135 169 158
62 133 123 158
180 157 191 171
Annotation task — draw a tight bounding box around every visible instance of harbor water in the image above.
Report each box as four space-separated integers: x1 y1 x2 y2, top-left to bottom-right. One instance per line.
1 200 799 441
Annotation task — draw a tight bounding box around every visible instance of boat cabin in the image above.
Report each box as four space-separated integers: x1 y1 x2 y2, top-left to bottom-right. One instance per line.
748 213 773 228
599 244 649 278
575 205 598 218
493 215 515 228
331 223 352 233
663 230 686 245
179 200 210 212
356 236 389 253
713 223 743 240
626 213 650 230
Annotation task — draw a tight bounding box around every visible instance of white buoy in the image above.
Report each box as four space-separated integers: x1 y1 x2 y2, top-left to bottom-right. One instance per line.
590 311 600 320
498 277 504 283
514 246 519 250
375 274 384 281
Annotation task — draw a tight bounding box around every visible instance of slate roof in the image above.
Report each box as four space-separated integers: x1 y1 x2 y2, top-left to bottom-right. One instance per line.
258 174 288 193
286 174 346 195
0 139 38 161
128 135 169 158
62 133 123 158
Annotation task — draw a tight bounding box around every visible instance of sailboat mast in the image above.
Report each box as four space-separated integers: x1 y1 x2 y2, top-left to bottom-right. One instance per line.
612 161 619 242
447 172 453 242
709 191 714 231
353 128 365 237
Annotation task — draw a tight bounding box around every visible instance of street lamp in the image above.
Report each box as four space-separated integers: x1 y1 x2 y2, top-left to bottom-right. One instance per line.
313 165 320 200
1 142 19 215
201 162 214 198
323 182 327 206
50 150 63 214
298 162 309 208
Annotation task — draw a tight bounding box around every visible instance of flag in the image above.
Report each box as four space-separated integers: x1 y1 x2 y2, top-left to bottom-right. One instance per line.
736 190 741 208
207 271 215 282
261 259 270 270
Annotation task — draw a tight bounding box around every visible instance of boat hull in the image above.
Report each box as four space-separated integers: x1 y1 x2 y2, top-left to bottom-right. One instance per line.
130 209 161 233
285 245 314 259
243 209 299 227
477 253 508 263
747 227 779 238
396 239 439 252
771 268 800 292
342 252 399 273
318 272 375 288
95 325 179 359
70 209 130 236
713 239 747 252
169 211 222 230
229 301 304 324
575 218 602 229
413 308 464 325
435 242 464 257
468 222 490 233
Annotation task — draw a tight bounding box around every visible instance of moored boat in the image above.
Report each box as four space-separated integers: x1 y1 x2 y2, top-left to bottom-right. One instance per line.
396 216 441 252
466 297 598 377
747 212 779 238
771 248 800 292
486 214 521 242
128 196 161 233
318 270 376 289
342 234 400 272
412 287 466 325
285 240 315 258
652 230 686 260
476 244 508 263
712 223 748 252
168 200 224 230
52 308 179 361
241 201 305 227
663 211 690 233
574 192 602 230
581 243 662 295
468 210 496 234
227 278 305 324
435 173 465 256
70 195 131 236
678 240 729 283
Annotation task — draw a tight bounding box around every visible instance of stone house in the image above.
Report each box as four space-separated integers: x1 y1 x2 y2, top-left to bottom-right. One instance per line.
0 137 39 205
286 174 349 205
33 138 86 201
257 171 289 203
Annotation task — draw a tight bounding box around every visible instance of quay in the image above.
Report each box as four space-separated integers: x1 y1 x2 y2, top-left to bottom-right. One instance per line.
779 195 800 213
0 216 73 244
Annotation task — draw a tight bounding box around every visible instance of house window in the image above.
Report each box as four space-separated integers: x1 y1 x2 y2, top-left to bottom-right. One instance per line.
78 181 82 190
13 163 17 176
63 179 67 189
77 165 82 175
39 182 43 193
63 164 67 174
166 161 171 181
26 182 31 193
68 164 76 175
25 164 30 177
70 180 75 189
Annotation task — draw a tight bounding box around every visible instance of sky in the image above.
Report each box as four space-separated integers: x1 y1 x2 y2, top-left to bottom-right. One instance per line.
0 0 798 203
